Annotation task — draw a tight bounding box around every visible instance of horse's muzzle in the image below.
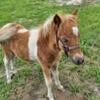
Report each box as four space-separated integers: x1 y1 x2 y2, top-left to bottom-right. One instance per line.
72 55 84 65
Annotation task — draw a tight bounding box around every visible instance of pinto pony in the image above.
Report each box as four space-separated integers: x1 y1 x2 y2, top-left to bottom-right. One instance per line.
0 11 84 100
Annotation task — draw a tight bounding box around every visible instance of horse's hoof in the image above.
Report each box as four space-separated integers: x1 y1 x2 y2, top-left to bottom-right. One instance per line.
57 85 65 92
7 79 12 84
11 73 15 79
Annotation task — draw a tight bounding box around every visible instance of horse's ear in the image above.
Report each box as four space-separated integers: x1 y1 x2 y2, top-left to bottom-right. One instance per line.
53 14 61 27
72 9 78 16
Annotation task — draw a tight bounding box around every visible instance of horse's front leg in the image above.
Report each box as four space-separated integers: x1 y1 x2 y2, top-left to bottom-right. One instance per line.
41 64 54 100
51 64 65 92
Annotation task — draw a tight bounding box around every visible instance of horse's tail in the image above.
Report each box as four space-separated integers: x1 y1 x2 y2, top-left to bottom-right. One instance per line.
0 23 19 42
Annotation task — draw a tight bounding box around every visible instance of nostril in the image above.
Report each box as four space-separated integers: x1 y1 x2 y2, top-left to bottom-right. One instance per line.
82 59 84 63
77 58 84 64
77 60 80 65
72 56 84 65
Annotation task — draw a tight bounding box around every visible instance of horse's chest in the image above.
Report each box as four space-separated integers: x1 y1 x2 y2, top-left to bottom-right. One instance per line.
38 46 59 65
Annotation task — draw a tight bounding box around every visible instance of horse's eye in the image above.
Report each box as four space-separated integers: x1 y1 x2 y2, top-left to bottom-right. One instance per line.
62 38 68 44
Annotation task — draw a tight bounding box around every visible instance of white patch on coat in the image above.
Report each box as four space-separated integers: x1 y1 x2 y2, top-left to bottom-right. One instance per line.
18 28 28 33
44 74 54 100
51 69 64 91
28 28 39 60
3 56 11 83
72 26 79 36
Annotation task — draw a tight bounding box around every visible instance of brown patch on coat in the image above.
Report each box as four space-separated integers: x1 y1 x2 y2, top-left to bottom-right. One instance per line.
1 26 29 60
37 22 60 68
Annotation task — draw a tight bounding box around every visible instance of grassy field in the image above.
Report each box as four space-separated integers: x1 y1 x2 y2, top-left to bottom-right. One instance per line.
0 0 100 100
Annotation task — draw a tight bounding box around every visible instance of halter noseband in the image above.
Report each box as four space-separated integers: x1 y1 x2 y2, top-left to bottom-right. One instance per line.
57 37 80 56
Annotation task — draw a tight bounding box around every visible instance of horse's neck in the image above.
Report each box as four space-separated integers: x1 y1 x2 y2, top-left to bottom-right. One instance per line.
38 28 60 53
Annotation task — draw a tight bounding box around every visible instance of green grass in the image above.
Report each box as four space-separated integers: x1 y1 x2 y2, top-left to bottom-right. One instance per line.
0 0 100 100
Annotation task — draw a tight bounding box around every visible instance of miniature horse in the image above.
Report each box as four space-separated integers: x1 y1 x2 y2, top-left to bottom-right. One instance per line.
0 10 84 100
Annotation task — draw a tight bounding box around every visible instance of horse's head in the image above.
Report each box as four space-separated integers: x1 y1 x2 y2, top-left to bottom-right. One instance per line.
53 10 84 65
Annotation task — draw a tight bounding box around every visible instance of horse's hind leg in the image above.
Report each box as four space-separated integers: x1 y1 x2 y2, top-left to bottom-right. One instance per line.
3 55 12 83
3 53 16 84
9 57 17 75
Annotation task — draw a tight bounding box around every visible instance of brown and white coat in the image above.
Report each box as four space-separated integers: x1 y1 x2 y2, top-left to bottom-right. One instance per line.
0 11 84 100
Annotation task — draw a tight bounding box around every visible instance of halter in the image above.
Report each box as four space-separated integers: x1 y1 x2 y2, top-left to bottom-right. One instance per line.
55 25 80 56
56 37 80 56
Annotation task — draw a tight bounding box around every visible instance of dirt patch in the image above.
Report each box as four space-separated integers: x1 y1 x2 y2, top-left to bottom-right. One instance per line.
9 69 85 100
22 88 84 100
8 62 99 100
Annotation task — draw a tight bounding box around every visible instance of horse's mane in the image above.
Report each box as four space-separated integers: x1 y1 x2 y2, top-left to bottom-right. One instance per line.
42 15 54 37
41 13 76 37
